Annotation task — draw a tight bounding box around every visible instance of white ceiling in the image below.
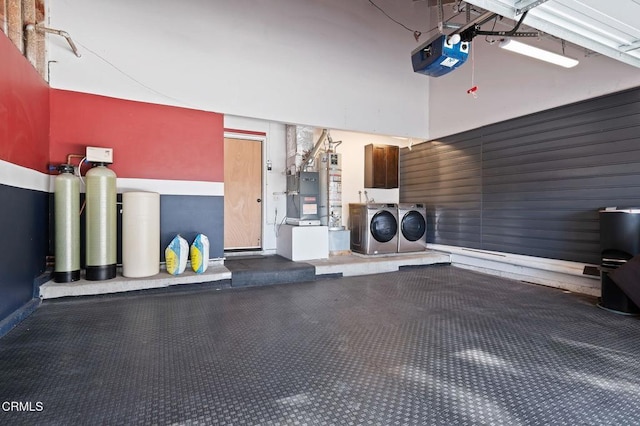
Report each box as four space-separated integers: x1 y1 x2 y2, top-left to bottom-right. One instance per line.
463 0 640 68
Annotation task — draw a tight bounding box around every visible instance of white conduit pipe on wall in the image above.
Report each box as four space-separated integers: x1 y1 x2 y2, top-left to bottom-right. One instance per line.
25 24 81 57
122 191 160 278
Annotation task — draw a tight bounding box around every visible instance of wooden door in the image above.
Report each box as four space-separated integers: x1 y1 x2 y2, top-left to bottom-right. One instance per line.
224 138 262 249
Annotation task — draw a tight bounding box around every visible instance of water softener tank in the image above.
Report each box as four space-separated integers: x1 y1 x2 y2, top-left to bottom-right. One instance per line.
122 191 160 278
54 164 81 282
85 162 117 280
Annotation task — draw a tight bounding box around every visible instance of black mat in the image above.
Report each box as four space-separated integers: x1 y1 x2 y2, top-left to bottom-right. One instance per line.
1 265 640 425
224 254 316 287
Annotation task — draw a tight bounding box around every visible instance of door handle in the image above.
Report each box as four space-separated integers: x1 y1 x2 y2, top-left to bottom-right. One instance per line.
257 198 262 203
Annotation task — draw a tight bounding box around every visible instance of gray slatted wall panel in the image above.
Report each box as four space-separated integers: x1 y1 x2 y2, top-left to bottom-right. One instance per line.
400 87 640 265
482 88 640 264
399 135 482 249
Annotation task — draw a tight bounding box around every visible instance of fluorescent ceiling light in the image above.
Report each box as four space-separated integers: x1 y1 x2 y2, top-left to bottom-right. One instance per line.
499 39 579 68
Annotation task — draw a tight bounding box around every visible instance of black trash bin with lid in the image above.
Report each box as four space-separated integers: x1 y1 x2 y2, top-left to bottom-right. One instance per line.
599 208 640 314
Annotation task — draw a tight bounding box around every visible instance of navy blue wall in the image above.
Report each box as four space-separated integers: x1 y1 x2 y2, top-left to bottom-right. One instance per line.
54 193 224 266
0 184 48 321
160 195 224 261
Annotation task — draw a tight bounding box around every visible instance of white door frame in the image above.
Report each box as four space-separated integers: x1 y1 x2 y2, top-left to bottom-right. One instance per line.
224 131 266 252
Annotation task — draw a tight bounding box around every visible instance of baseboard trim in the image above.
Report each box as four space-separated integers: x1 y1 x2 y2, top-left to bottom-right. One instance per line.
429 244 601 297
0 299 40 339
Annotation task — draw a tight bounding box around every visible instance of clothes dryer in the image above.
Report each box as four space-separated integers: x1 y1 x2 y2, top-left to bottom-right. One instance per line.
397 203 427 253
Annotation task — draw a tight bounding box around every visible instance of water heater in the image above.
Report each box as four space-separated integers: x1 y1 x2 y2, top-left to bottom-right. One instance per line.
318 153 343 228
412 34 470 77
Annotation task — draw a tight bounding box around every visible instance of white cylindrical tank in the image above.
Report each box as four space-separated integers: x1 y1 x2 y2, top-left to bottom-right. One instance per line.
54 164 81 283
122 192 160 278
85 163 117 280
318 153 343 228
327 152 343 229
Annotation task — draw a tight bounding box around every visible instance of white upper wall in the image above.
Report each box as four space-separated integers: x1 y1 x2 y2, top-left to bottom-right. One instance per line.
48 0 640 142
47 0 433 138
428 35 640 139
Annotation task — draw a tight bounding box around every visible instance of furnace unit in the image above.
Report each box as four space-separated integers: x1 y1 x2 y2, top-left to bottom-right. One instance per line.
286 172 320 226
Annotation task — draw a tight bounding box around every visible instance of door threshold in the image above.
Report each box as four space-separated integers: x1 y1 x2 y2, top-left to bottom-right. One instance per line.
225 249 268 258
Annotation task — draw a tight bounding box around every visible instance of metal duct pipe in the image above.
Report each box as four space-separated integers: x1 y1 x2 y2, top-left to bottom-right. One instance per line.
301 129 329 171
25 24 81 57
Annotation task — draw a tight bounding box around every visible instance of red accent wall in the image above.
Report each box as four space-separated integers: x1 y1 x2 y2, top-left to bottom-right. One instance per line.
0 33 49 172
50 90 224 182
0 33 49 324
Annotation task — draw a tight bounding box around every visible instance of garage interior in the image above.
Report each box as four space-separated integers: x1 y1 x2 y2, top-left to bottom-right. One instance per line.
2 0 640 424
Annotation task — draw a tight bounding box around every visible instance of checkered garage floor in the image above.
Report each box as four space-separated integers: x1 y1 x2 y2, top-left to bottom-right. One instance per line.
1 265 640 425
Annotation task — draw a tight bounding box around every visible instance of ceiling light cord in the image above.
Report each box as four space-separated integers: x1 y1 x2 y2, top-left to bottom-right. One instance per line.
75 40 195 106
367 0 415 33
367 0 464 42
484 16 499 44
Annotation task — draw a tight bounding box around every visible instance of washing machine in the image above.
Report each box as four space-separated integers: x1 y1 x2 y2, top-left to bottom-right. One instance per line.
397 203 427 253
349 203 398 255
